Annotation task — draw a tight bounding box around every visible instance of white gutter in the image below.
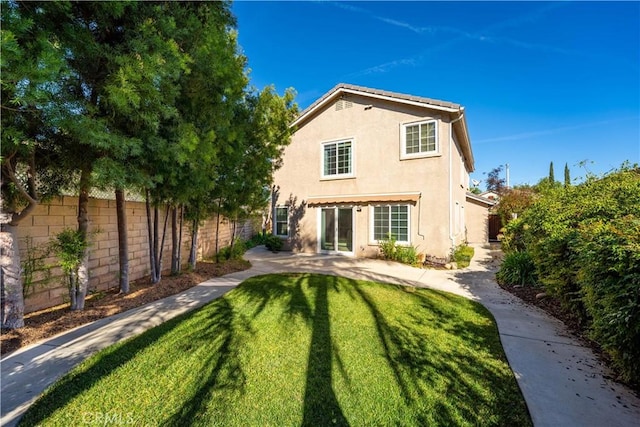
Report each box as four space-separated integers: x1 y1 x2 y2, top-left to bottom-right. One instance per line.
449 109 465 250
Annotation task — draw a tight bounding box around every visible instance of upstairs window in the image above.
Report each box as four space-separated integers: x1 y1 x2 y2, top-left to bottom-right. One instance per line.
322 139 353 178
401 120 438 159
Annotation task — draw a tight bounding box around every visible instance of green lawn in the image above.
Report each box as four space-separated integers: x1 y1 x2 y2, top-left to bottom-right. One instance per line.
20 273 531 426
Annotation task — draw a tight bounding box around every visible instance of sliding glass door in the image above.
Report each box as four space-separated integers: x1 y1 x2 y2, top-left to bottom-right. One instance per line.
320 207 353 254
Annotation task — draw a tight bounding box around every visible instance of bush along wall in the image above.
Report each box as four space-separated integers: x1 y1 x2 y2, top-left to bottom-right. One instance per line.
499 165 640 385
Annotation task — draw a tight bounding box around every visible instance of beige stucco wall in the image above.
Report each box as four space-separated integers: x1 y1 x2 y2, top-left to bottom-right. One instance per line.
17 196 256 313
465 197 491 244
273 93 472 259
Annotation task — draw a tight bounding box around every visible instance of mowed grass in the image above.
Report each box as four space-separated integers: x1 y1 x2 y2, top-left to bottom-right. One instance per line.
20 273 531 426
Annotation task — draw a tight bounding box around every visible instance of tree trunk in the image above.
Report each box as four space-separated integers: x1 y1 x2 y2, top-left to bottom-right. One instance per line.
177 205 183 274
215 198 222 263
74 166 91 310
115 188 129 294
152 205 170 284
188 218 199 270
145 190 157 283
153 204 159 282
0 222 25 329
228 218 237 260
1 152 41 328
171 206 179 275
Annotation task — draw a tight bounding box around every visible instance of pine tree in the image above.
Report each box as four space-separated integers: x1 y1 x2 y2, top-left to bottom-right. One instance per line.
549 161 555 183
564 163 571 187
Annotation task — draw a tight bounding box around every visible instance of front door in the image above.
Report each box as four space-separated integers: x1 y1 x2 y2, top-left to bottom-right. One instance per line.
320 207 353 254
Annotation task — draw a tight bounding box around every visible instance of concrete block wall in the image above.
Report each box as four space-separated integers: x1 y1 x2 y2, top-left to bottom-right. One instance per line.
16 196 258 313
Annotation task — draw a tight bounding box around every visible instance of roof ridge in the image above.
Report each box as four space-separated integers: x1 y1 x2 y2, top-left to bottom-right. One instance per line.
298 83 461 120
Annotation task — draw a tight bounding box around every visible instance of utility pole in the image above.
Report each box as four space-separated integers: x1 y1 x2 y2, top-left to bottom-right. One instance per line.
505 163 510 189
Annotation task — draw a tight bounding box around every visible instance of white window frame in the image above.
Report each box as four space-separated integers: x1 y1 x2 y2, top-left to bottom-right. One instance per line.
370 204 411 245
400 119 439 160
321 138 355 180
274 206 289 237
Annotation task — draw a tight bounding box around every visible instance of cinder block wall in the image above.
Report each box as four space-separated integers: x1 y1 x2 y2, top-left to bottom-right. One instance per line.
16 196 257 313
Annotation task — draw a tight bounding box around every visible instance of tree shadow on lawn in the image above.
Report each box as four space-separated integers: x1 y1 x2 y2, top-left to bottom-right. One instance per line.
161 296 250 426
233 273 349 427
22 272 528 426
19 308 195 427
237 273 529 426
345 279 530 426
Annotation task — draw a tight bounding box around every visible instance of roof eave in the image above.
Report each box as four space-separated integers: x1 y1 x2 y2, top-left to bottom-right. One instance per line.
291 84 461 128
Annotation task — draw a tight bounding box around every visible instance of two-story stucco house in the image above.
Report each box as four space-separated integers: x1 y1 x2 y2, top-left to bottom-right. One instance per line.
272 83 476 259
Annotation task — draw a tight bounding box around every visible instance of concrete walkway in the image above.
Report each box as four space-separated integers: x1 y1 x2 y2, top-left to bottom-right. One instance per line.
2 246 640 426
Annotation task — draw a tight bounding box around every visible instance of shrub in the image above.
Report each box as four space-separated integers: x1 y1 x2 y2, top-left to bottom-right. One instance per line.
577 215 640 384
452 245 474 268
245 233 266 249
378 233 397 260
395 245 419 265
50 229 89 307
218 238 247 260
499 217 527 254
496 251 537 286
379 233 419 266
265 234 283 252
508 165 640 383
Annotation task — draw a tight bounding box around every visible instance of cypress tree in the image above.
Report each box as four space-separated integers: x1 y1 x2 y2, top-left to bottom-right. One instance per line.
564 163 571 187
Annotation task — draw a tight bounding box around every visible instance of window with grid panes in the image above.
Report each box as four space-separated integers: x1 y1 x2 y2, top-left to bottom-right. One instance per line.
275 207 288 237
323 140 352 177
372 205 409 243
402 120 437 157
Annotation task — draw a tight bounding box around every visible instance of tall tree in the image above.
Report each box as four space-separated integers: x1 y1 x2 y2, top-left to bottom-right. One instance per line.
1 3 71 327
549 161 555 183
564 163 571 187
21 1 191 302
141 1 247 280
485 166 507 195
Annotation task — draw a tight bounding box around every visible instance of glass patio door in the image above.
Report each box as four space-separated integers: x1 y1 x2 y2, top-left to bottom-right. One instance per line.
320 207 353 254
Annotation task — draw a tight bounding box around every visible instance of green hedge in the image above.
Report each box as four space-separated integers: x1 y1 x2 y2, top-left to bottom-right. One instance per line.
500 165 640 384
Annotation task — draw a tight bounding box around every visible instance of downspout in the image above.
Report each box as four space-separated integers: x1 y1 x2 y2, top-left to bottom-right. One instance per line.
449 109 465 252
416 192 424 240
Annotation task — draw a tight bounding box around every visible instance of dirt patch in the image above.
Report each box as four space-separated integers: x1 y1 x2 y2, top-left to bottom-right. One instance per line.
1 259 250 356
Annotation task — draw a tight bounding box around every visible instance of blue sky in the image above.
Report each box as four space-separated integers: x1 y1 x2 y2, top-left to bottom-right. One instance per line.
233 1 639 188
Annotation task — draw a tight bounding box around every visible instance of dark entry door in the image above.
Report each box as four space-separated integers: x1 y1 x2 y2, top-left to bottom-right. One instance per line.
488 214 501 242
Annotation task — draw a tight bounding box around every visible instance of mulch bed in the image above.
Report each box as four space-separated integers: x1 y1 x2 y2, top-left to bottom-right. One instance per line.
0 259 250 356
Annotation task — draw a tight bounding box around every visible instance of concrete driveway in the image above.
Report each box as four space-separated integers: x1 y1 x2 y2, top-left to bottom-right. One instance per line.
2 245 639 426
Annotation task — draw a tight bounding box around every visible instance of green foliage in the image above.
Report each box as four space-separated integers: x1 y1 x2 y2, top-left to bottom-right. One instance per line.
50 229 88 276
245 233 267 249
265 234 283 252
496 187 537 226
21 236 52 298
496 251 537 286
499 164 640 383
378 233 397 260
499 216 534 254
576 215 640 383
379 234 420 266
218 239 247 260
452 245 475 268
